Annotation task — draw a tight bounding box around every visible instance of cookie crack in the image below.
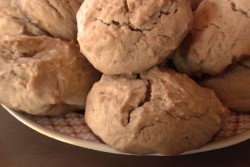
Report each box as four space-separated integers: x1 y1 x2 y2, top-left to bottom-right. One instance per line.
138 6 178 32
126 78 152 125
96 18 145 34
165 107 208 121
45 0 65 19
141 9 175 32
139 79 152 107
123 0 129 13
230 1 250 18
209 23 226 38
112 20 143 32
138 122 158 137
97 2 179 36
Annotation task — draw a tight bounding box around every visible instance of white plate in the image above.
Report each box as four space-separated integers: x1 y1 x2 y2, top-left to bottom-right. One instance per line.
3 104 250 156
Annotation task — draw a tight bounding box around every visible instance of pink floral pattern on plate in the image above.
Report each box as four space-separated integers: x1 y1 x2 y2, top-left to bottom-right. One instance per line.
3 102 250 155
26 111 250 144
26 112 102 143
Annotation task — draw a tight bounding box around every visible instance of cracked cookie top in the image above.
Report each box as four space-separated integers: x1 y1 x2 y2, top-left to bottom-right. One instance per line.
85 67 229 155
174 0 250 76
0 35 100 115
77 0 193 74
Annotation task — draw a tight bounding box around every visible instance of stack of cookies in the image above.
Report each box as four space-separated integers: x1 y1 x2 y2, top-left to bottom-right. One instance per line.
77 0 228 155
0 0 101 115
1 0 249 155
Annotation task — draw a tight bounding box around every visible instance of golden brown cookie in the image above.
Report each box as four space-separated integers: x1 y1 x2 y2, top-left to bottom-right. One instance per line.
201 58 250 112
174 0 250 75
0 35 100 115
85 67 229 155
77 0 193 74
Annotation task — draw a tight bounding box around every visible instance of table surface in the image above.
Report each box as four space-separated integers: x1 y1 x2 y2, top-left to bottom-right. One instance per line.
1 106 250 167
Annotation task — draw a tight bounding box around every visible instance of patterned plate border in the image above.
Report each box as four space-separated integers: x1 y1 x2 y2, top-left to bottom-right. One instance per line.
2 104 250 156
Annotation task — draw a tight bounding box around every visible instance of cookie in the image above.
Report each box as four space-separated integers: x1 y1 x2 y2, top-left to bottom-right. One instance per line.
17 0 84 40
173 0 250 75
0 0 46 38
201 58 250 112
85 67 229 155
77 0 193 74
0 35 100 115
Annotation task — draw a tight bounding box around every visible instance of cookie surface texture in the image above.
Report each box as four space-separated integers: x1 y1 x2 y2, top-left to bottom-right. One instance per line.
77 0 193 74
201 58 250 112
18 0 84 40
85 67 229 155
0 35 100 115
174 0 250 75
0 0 46 38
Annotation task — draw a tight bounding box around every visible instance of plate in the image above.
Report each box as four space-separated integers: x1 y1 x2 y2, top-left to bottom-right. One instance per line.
3 104 250 156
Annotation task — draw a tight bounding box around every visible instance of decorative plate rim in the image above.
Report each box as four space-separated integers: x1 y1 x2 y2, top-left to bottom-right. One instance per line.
3 104 250 156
